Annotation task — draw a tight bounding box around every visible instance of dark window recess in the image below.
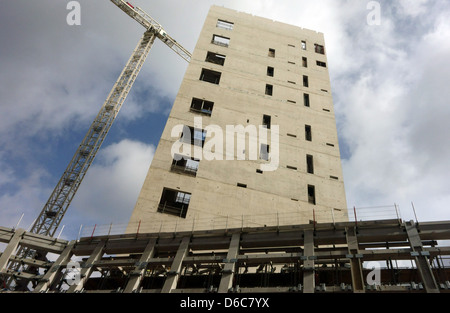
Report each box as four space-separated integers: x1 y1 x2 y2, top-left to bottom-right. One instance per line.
326 143 335 147
181 125 207 147
267 66 274 77
303 75 309 87
306 155 314 174
323 108 330 112
287 165 297 170
302 57 308 67
315 44 325 54
260 144 269 161
256 169 263 174
304 93 310 107
212 34 230 47
268 48 275 57
200 68 221 84
305 125 312 141
190 98 214 116
158 188 191 218
216 19 234 30
205 52 226 65
317 60 327 67
265 84 273 96
237 183 247 188
330 176 339 180
171 154 200 176
308 185 316 205
287 100 296 104
263 115 271 129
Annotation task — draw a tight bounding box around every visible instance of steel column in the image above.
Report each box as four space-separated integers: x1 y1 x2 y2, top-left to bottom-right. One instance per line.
302 230 315 293
0 229 25 272
218 233 240 293
67 241 105 293
405 221 440 293
123 239 156 293
161 236 190 293
346 227 365 293
33 241 76 293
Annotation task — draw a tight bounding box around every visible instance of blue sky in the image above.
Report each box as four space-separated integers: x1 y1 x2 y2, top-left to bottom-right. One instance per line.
1 0 450 241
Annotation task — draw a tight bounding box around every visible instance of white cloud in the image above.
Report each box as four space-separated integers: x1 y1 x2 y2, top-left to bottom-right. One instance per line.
68 139 155 225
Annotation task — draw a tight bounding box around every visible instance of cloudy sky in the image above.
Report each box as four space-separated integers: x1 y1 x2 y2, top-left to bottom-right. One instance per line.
1 0 449 240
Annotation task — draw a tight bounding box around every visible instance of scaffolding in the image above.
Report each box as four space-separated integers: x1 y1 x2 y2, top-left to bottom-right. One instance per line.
1 218 450 293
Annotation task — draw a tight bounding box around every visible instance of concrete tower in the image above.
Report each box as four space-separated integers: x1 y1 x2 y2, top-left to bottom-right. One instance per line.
128 5 348 233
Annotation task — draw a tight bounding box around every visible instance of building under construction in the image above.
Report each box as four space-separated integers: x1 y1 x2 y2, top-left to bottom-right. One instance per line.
1 2 450 295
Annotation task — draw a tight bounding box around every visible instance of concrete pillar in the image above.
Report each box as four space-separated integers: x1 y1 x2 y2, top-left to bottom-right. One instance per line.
161 236 190 293
405 221 440 293
218 233 240 293
302 229 315 293
346 227 365 293
33 241 76 293
123 239 156 293
0 228 25 272
67 241 105 293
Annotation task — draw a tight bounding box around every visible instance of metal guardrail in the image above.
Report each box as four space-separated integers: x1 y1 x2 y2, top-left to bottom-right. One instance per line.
78 205 401 238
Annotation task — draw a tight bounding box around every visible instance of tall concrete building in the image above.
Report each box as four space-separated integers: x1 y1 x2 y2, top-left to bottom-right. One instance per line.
128 5 348 233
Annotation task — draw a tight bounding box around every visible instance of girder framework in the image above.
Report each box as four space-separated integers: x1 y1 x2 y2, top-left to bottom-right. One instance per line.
1 219 450 293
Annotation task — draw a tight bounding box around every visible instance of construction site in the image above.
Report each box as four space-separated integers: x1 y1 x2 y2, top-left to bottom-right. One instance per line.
1 0 450 296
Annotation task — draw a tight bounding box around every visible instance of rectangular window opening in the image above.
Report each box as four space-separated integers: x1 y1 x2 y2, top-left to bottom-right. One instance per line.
306 154 314 174
314 44 325 54
265 84 273 96
304 93 310 107
216 19 234 30
287 100 296 104
287 165 297 170
317 60 327 67
237 183 247 188
305 125 312 141
171 154 200 176
263 114 271 129
212 34 230 47
268 48 276 57
256 169 263 174
181 125 207 147
205 51 226 66
190 98 214 116
260 144 269 161
267 66 274 77
326 143 335 147
200 68 221 84
158 188 191 218
302 57 308 68
330 176 339 180
301 41 307 50
303 75 309 87
308 185 316 205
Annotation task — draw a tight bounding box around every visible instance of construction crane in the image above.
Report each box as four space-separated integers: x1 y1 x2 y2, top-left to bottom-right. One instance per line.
5 0 191 290
29 0 191 238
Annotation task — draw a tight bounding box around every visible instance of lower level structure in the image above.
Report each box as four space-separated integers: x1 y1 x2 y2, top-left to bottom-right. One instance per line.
1 218 450 293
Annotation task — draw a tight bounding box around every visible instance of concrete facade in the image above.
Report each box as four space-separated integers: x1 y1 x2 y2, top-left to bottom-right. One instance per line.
128 6 348 233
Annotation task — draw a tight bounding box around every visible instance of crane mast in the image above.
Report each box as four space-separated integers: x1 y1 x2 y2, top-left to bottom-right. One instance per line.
6 1 191 290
